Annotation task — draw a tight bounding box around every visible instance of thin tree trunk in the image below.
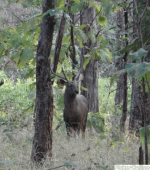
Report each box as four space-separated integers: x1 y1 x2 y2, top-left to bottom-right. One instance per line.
31 0 55 165
70 14 78 79
115 10 124 106
52 2 68 74
80 6 99 113
130 0 149 163
120 9 128 132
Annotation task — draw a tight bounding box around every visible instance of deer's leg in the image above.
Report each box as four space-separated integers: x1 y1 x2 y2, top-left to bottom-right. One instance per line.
76 123 80 136
81 123 86 138
66 123 71 137
71 123 77 137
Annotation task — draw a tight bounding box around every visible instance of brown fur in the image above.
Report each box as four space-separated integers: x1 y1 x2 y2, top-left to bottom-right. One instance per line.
63 80 88 138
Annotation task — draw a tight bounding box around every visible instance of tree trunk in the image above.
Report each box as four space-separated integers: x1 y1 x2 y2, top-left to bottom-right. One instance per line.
80 6 99 113
120 9 128 133
31 0 55 165
129 78 143 131
129 0 150 133
52 3 67 74
115 10 124 106
129 62 150 132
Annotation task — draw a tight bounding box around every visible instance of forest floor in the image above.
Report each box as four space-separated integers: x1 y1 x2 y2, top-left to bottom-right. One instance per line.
0 116 140 170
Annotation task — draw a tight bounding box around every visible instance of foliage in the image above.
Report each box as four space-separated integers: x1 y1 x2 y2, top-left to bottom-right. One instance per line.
0 7 40 78
98 77 116 115
0 71 35 129
1 0 149 136
140 125 150 151
87 112 105 132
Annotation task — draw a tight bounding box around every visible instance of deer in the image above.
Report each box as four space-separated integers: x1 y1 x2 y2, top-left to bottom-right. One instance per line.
51 68 88 138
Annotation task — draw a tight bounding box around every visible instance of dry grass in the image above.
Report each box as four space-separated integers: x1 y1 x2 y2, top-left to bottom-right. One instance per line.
0 116 140 170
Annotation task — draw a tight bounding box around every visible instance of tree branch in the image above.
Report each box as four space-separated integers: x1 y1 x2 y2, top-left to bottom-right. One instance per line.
140 0 149 20
52 1 69 77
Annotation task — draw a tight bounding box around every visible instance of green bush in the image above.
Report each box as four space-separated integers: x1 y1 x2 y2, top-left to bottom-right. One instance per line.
0 71 35 128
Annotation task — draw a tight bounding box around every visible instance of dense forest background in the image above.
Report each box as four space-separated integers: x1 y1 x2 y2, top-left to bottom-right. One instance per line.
0 0 150 169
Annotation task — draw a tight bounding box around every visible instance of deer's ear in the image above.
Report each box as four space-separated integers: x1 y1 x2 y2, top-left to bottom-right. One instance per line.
57 79 66 86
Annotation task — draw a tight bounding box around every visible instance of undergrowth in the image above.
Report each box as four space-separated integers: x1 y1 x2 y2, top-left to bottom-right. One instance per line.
0 73 140 170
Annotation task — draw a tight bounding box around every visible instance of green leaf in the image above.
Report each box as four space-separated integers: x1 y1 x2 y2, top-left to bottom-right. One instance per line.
140 125 150 150
57 94 64 109
79 24 87 30
108 141 116 147
42 10 50 17
57 63 62 73
64 160 70 167
98 34 103 42
11 52 19 63
0 60 2 67
101 40 109 47
62 36 70 43
81 86 88 91
11 39 22 49
125 62 150 78
75 28 87 43
75 45 81 55
88 27 96 43
0 44 5 56
101 0 112 15
83 55 90 69
56 0 64 7
73 0 80 3
24 71 34 79
99 48 112 62
77 37 83 47
29 82 36 90
96 141 101 146
72 163 77 169
20 48 34 62
99 134 106 139
98 15 107 27
1 111 6 118
92 2 100 13
60 48 66 60
71 1 84 14
109 74 118 88
49 9 60 16
143 72 150 92
138 48 148 58
121 38 139 54
128 48 148 62
21 36 30 47
105 48 112 61
120 138 125 143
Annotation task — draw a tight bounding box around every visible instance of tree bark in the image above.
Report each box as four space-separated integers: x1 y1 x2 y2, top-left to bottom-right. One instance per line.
52 3 67 74
80 7 99 113
129 0 150 133
120 9 128 133
31 0 55 165
115 10 124 106
129 75 150 132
